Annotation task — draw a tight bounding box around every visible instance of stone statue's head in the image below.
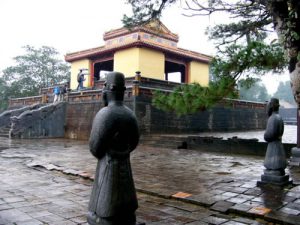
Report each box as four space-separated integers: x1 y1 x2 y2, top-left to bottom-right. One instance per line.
267 97 280 116
102 72 126 106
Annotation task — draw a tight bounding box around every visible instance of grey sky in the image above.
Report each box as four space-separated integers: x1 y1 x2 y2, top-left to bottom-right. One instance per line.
0 0 288 94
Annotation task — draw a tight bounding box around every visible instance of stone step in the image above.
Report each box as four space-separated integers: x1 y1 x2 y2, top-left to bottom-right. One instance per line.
0 130 9 133
0 126 10 138
0 128 10 132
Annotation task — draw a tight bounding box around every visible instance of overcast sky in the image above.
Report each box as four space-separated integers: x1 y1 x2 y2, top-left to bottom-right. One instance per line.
0 0 289 94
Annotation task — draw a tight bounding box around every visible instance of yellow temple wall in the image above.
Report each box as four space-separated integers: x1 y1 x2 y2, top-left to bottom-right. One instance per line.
138 48 164 80
114 47 164 79
188 61 209 86
70 59 92 90
114 48 140 77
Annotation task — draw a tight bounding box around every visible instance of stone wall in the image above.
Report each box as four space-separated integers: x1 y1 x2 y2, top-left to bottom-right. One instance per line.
280 108 297 125
187 136 295 156
141 135 296 156
63 93 266 139
64 96 134 140
135 93 267 134
7 76 268 140
65 102 101 140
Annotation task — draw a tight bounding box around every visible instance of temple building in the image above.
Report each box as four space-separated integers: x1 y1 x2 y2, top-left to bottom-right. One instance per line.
65 20 212 90
6 21 267 140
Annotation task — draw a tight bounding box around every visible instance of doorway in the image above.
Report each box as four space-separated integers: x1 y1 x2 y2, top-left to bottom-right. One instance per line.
165 60 186 83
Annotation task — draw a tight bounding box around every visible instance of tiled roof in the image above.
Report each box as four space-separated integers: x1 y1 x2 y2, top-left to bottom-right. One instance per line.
65 45 106 62
104 26 179 42
65 20 212 63
65 39 212 63
104 20 179 42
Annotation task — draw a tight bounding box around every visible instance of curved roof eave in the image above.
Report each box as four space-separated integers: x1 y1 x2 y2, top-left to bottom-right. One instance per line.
65 41 213 63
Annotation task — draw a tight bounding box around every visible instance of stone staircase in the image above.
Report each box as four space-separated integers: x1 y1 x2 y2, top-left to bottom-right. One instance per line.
0 126 10 138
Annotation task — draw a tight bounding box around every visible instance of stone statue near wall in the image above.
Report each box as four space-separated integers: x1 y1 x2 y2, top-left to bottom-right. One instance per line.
257 98 292 187
87 72 142 225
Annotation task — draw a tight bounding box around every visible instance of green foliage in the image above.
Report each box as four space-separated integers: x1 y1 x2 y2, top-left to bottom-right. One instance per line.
124 0 298 113
152 77 238 115
2 45 70 99
282 2 300 50
0 45 70 110
0 77 8 111
208 21 270 47
123 0 176 27
211 41 287 80
152 40 287 115
237 77 259 89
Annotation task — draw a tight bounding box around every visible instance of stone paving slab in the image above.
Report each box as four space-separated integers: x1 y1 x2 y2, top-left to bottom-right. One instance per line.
0 150 270 225
0 137 300 224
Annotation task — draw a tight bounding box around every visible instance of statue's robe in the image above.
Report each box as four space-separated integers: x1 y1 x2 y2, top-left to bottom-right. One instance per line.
264 112 286 170
88 103 139 225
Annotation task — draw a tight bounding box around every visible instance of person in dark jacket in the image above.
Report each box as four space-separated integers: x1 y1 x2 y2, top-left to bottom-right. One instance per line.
77 69 85 90
59 84 68 101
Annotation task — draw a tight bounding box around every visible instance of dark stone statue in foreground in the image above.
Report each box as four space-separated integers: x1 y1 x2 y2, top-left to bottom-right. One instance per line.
87 72 140 225
257 98 291 187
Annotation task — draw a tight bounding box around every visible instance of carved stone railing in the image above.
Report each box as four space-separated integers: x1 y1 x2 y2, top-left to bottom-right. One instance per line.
9 96 43 109
67 90 102 103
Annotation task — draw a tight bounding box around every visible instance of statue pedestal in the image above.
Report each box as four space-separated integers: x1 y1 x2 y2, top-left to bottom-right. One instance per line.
289 147 300 166
257 169 292 187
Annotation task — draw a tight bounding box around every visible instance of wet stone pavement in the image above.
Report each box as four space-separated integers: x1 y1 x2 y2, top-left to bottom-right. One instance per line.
0 137 300 224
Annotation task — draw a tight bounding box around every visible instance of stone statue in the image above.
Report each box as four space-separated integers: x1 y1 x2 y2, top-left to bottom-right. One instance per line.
87 72 140 225
257 98 291 186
